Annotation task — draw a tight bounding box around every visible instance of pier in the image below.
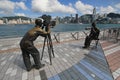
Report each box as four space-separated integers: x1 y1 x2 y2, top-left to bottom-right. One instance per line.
0 28 120 80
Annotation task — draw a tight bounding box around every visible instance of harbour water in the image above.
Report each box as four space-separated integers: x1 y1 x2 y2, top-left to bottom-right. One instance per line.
0 23 120 38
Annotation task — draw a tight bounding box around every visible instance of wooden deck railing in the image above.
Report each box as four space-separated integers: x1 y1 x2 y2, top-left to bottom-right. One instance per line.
101 28 120 42
51 28 120 43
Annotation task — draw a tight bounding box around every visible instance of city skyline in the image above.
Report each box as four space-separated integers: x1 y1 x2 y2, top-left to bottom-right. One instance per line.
0 0 120 18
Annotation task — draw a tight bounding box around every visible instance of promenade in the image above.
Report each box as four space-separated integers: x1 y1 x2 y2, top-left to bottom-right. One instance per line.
0 30 119 80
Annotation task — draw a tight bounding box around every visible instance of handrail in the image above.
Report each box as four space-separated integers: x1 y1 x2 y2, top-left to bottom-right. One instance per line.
51 28 120 43
51 30 91 43
100 28 120 42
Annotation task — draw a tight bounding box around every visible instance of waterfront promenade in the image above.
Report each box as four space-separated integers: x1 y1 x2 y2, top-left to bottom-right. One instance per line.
0 30 119 80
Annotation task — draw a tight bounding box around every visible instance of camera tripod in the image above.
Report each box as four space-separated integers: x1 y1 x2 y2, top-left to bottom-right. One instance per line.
41 33 55 65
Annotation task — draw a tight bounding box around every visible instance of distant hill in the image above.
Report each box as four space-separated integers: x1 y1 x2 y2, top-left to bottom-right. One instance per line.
107 13 120 18
2 16 31 20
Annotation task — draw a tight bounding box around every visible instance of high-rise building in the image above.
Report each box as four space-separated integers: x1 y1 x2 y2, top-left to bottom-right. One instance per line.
92 8 96 22
5 18 8 24
75 14 79 23
55 16 60 24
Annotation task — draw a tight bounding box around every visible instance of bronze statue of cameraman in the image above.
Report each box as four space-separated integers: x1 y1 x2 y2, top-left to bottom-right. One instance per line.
20 18 50 71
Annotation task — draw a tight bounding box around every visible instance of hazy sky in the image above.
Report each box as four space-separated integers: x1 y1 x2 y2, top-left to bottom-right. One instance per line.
0 0 120 18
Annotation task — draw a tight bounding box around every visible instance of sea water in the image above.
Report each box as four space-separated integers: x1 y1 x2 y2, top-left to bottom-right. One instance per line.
0 23 120 39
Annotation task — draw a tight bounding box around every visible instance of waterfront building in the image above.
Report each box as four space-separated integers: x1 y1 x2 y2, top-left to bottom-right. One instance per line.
75 14 79 23
30 19 35 24
55 16 60 24
17 18 22 24
80 14 92 23
92 8 96 22
112 18 120 24
8 19 17 24
22 19 31 24
5 18 8 24
0 19 4 24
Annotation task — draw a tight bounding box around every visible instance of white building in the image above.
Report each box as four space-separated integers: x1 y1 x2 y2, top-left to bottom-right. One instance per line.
0 19 4 24
17 18 22 24
22 20 31 24
8 19 17 24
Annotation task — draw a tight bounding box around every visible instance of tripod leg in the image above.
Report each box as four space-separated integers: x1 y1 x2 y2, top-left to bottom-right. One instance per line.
41 37 46 60
47 37 52 65
48 34 55 57
49 39 55 57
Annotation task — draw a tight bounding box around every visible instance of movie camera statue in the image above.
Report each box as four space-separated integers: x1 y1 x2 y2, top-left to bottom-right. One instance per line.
40 15 56 65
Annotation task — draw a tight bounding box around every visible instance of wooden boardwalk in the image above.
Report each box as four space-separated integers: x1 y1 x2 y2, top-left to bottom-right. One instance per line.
0 37 114 80
100 40 120 80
